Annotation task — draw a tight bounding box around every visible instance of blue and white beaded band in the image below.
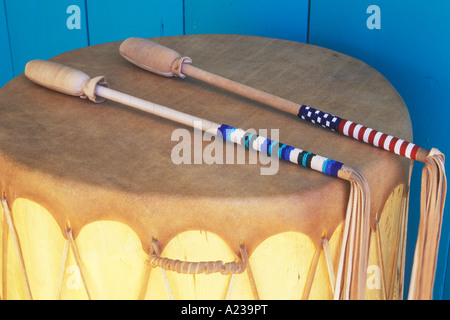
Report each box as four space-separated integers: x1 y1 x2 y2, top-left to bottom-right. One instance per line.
217 124 344 177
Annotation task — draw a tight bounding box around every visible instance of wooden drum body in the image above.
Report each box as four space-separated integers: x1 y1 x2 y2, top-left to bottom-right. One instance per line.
0 35 412 300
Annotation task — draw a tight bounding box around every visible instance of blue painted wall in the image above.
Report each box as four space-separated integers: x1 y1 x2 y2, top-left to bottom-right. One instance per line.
184 0 309 43
4 0 88 79
0 0 448 299
85 0 183 45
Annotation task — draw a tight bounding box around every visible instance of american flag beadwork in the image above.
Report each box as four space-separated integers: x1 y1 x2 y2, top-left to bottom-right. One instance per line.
297 105 420 160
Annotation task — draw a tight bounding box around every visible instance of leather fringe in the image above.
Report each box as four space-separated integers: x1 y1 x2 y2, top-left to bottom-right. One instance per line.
408 149 446 299
335 168 371 300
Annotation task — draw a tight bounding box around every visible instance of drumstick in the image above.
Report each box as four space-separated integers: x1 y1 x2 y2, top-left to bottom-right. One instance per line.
25 59 359 182
25 59 370 300
120 37 432 162
119 37 446 300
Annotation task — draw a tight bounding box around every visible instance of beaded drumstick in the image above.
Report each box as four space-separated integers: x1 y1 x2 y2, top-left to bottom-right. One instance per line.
25 59 369 300
119 37 446 300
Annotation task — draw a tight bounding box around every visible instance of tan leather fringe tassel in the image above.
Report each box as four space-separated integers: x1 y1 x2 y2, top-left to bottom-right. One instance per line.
336 167 371 300
408 149 446 299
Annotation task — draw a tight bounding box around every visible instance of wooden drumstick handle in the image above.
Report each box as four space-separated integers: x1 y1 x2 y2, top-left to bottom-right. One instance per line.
25 59 365 185
25 59 218 132
119 37 298 114
120 37 432 163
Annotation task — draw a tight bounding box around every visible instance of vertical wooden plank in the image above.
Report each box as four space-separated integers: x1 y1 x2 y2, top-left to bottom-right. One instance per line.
309 0 450 299
5 0 88 76
0 0 13 87
85 0 184 46
185 0 309 43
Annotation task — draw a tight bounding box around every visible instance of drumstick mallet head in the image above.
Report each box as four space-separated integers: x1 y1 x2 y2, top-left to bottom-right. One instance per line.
25 59 371 300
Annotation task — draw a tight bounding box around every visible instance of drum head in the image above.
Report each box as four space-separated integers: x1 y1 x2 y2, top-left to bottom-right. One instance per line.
0 34 412 252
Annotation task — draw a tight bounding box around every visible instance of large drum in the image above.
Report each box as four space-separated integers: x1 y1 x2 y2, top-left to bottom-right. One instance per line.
0 35 412 300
